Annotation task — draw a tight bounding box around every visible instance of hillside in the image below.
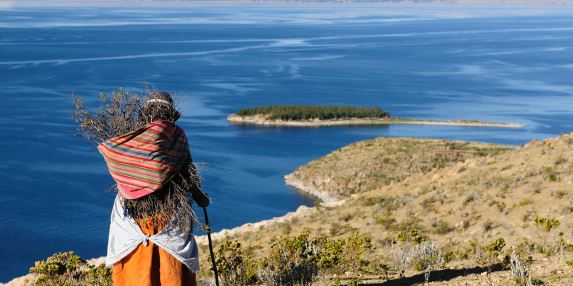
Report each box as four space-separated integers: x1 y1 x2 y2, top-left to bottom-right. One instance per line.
203 134 573 285
285 138 512 203
9 134 573 285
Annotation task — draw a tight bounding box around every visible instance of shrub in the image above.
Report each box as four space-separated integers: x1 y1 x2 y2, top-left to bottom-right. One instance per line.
534 216 560 232
409 241 444 272
544 166 558 182
519 199 532 206
397 228 427 244
214 240 258 286
433 220 452 235
83 264 111 286
29 251 111 286
318 232 372 274
258 233 321 286
375 214 396 230
510 248 532 286
485 238 506 259
256 232 373 285
476 238 506 271
392 240 444 281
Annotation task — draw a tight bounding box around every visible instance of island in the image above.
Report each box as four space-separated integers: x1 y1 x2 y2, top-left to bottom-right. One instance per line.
227 105 524 128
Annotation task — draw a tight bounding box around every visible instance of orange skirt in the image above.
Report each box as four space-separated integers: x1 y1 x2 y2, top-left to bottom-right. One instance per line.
112 218 197 286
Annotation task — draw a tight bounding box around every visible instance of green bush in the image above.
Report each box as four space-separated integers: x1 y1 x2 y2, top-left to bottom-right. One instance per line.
236 105 389 121
534 216 560 232
258 233 321 286
29 252 111 286
476 238 506 269
397 228 427 244
484 238 506 258
214 240 258 286
318 232 372 274
211 232 374 286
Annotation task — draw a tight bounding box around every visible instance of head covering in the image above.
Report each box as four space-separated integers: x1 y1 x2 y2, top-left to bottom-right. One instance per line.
97 120 189 200
145 91 175 108
141 91 181 123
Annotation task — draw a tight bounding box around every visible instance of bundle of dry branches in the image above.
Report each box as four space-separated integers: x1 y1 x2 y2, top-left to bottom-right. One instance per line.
73 89 200 232
73 89 144 144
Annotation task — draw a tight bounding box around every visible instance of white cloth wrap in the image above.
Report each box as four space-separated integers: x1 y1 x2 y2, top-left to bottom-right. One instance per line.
105 195 200 272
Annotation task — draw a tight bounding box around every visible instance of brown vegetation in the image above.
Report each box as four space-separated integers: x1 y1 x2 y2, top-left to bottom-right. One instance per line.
200 133 573 285
14 133 573 285
286 138 512 201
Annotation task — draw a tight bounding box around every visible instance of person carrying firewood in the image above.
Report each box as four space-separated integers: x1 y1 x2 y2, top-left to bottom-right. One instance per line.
97 91 209 286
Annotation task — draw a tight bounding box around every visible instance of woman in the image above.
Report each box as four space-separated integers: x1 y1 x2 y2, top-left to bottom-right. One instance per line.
98 91 209 286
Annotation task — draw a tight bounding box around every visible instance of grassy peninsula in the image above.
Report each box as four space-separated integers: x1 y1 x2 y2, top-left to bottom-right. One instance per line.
285 138 513 204
195 134 573 285
228 105 524 128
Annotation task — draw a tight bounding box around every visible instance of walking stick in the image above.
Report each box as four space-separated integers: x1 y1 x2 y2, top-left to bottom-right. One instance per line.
202 207 220 286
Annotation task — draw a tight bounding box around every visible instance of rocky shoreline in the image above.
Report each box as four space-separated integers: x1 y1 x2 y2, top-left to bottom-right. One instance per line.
227 114 524 128
193 169 339 244
201 167 351 246
284 173 344 206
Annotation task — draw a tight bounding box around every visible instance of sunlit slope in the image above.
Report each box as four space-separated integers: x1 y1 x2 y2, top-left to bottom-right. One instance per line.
211 134 573 284
286 138 512 201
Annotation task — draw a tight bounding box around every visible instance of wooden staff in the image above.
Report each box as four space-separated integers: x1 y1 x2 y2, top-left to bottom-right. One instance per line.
202 207 220 286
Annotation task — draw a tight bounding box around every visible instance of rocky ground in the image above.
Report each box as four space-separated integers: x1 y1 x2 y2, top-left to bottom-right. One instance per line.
198 134 573 285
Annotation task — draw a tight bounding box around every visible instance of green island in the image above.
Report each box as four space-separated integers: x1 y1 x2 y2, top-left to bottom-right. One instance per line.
236 105 390 120
228 105 524 128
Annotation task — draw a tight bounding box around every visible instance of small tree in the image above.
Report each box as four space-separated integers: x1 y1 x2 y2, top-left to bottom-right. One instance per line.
29 251 111 286
475 237 506 273
318 232 372 274
214 240 258 286
534 216 560 232
258 233 321 286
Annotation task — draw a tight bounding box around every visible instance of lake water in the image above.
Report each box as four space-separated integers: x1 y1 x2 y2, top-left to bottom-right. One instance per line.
1 4 573 281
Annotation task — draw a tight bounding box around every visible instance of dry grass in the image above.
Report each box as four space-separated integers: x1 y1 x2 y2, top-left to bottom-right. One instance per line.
202 133 573 285
10 134 573 285
286 138 512 200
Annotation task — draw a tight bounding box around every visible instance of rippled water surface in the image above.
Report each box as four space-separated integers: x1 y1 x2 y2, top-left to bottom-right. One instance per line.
1 5 573 281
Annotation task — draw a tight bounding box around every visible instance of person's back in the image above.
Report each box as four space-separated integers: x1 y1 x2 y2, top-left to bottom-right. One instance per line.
98 91 209 286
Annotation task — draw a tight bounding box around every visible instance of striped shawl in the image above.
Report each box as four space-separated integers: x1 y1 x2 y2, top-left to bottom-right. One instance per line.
98 120 189 200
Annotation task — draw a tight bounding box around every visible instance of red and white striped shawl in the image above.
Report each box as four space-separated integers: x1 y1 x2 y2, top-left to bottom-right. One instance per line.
98 120 189 200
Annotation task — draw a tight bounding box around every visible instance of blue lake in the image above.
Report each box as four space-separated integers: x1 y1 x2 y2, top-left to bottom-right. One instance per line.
1 4 573 281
